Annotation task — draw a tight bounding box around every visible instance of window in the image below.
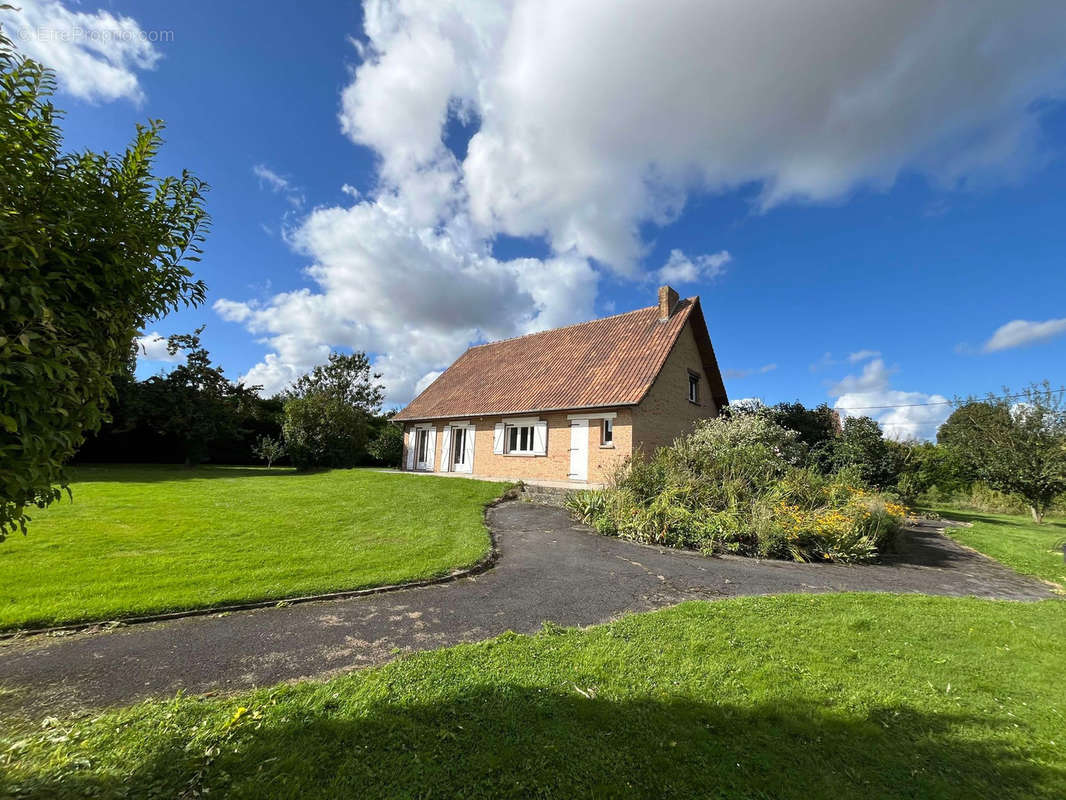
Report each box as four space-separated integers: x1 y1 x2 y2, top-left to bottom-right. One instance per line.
506 424 535 454
452 428 466 465
602 418 614 446
416 429 429 462
688 372 700 404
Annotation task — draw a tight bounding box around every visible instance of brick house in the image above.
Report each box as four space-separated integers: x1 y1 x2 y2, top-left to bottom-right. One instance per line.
393 286 729 484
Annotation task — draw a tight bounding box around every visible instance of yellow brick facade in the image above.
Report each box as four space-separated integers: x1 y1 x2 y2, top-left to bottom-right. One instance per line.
631 320 719 453
401 318 720 483
403 408 633 484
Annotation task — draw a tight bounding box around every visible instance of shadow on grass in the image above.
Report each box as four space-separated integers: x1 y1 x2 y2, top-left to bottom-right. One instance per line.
7 688 1062 799
67 464 302 484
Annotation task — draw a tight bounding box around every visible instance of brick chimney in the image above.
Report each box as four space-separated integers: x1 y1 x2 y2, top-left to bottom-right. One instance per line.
658 285 679 320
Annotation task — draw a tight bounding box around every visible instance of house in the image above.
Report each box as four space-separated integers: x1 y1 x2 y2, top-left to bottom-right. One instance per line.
393 285 729 484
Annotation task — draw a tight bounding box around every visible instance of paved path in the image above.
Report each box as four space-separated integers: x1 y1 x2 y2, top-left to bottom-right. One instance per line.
0 503 1053 714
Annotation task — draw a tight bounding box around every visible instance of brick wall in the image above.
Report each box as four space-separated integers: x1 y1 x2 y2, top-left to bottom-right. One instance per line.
402 408 633 484
631 319 719 453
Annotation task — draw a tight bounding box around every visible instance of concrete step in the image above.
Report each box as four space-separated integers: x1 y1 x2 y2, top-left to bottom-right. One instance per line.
519 484 575 508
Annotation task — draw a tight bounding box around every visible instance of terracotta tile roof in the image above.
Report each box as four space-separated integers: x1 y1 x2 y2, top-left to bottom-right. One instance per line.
394 297 728 421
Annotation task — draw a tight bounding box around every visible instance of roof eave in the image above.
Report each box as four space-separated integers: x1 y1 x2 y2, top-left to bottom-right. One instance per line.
392 401 638 423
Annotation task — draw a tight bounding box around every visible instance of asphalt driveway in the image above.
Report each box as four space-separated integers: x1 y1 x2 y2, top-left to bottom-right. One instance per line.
0 502 1054 714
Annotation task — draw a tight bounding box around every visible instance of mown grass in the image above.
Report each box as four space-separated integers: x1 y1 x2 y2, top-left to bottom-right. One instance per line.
926 506 1066 589
1 594 1063 799
0 466 505 631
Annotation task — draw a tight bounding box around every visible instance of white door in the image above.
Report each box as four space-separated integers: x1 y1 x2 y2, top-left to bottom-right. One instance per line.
452 426 474 473
415 429 431 471
439 427 452 473
568 419 589 481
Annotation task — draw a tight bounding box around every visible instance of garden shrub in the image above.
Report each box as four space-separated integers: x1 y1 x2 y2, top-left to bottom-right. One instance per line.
568 416 906 563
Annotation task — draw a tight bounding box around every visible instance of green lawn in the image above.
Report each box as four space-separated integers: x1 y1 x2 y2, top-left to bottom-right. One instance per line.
1 594 1063 799
927 506 1066 589
0 466 506 631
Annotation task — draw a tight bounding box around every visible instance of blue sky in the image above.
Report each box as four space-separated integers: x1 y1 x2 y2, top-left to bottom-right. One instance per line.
5 0 1066 439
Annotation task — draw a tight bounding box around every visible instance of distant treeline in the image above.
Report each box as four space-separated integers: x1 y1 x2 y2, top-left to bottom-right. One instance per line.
75 329 399 468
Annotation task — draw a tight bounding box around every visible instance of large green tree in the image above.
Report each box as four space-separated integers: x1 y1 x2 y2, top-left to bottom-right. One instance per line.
285 352 384 412
282 394 370 470
280 352 385 470
831 416 901 490
0 33 208 536
148 328 258 465
938 383 1066 523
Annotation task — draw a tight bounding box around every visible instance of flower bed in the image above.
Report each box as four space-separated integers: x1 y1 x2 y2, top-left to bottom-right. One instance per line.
566 415 907 563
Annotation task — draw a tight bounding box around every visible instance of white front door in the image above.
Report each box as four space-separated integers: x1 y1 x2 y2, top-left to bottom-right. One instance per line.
415 428 432 471
451 426 474 473
568 419 589 481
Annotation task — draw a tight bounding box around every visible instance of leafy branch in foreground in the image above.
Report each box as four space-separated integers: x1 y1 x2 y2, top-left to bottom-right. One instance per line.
0 28 209 537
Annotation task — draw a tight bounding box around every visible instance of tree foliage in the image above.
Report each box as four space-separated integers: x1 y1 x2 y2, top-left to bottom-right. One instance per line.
0 32 209 537
147 328 259 465
831 417 901 490
280 351 385 470
77 330 282 466
286 352 384 414
938 383 1066 523
252 435 286 469
282 394 370 471
367 422 404 467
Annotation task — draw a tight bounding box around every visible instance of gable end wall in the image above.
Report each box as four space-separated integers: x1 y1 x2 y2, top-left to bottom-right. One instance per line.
631 319 720 453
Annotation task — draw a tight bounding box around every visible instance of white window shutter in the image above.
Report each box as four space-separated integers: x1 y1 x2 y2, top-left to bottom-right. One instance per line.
439 427 452 472
426 428 437 471
533 421 548 455
493 423 505 454
405 428 415 470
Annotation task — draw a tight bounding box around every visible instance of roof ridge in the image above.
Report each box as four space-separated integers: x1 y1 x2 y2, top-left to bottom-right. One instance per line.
467 297 695 350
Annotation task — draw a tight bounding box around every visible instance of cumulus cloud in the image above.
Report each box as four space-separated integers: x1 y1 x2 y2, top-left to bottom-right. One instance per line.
829 358 898 395
134 332 180 363
215 197 597 402
1 0 161 103
220 0 1066 405
657 249 731 285
983 318 1066 352
829 357 948 440
334 0 1066 272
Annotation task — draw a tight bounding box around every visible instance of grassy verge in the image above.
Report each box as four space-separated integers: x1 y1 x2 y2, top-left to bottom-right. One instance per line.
0 466 506 631
924 506 1066 589
2 594 1064 799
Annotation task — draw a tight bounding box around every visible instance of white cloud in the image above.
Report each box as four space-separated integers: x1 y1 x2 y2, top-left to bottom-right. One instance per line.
252 164 305 208
829 357 948 440
829 359 898 395
414 371 443 396
983 318 1066 352
252 164 291 193
337 0 1066 271
657 249 731 285
723 363 776 380
134 332 180 363
1 1 161 103
847 349 881 363
215 197 597 403
221 0 1066 406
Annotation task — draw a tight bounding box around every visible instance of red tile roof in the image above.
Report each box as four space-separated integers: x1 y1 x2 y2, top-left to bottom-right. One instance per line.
394 297 728 421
